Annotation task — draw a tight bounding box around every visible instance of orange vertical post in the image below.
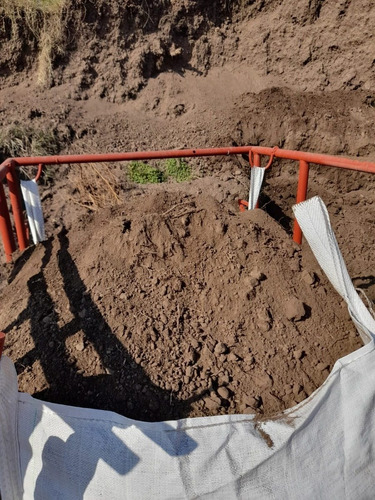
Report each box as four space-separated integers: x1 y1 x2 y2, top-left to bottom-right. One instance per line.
0 332 5 360
0 182 16 262
253 153 261 167
6 162 28 251
293 160 310 244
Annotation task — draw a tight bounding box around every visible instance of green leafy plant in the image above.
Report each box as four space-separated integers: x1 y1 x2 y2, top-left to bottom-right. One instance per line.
164 158 192 182
128 161 165 184
128 159 193 185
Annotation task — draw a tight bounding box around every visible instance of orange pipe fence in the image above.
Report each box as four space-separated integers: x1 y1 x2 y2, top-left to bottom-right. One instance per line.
6 162 28 252
2 145 375 172
1 145 375 262
293 160 310 244
0 332 5 360
0 182 16 262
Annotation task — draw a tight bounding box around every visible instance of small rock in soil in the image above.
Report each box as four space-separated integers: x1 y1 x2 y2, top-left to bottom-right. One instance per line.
301 270 316 286
292 384 303 396
243 407 255 414
227 352 239 362
293 349 304 360
204 397 221 411
285 298 306 321
294 391 308 403
217 386 230 400
258 320 271 332
75 340 85 352
215 342 228 355
250 269 267 282
316 362 330 372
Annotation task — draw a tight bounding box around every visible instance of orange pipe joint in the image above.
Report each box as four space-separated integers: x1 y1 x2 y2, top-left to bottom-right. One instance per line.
0 182 16 262
293 160 310 245
238 199 248 212
35 163 43 182
0 332 5 360
6 162 28 251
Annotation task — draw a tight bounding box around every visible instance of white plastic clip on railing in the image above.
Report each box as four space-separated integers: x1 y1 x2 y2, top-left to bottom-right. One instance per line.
20 179 46 244
248 167 265 210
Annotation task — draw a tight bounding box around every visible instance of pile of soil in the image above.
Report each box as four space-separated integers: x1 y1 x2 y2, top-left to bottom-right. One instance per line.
0 0 374 424
0 182 361 421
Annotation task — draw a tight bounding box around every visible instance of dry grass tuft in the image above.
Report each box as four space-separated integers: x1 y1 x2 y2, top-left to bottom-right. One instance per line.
70 163 124 211
1 0 68 86
0 124 60 181
0 124 59 158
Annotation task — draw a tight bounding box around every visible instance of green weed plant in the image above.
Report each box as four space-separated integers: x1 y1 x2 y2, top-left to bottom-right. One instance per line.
128 161 165 184
128 158 192 185
164 158 192 182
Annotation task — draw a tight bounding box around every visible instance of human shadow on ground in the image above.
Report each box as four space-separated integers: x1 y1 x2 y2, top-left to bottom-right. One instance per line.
8 228 191 421
4 229 198 497
31 409 196 499
6 245 36 286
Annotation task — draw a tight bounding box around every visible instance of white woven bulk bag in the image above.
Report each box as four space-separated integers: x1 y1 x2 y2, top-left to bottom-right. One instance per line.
0 196 374 500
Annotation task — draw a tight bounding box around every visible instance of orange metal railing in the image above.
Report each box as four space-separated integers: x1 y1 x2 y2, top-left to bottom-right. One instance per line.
1 145 375 263
0 332 4 360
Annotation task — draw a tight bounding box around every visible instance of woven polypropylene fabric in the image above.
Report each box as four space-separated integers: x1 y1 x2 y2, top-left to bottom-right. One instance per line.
293 196 375 344
0 356 23 500
0 342 372 499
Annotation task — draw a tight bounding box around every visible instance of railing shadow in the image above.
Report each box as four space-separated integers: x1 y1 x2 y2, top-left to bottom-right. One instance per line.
6 245 37 285
260 192 293 233
352 275 375 291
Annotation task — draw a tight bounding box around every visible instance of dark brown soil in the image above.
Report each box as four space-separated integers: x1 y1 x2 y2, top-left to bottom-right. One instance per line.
0 184 362 421
0 0 374 421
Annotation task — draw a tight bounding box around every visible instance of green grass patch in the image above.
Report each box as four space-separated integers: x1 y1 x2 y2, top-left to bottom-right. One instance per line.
164 158 192 182
128 161 165 184
128 158 193 185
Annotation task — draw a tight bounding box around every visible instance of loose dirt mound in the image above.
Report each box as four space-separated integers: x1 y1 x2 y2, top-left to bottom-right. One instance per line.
0 0 374 425
1 184 361 421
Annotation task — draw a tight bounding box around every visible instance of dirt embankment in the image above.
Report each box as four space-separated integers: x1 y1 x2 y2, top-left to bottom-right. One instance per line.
1 1 375 167
3 0 375 99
